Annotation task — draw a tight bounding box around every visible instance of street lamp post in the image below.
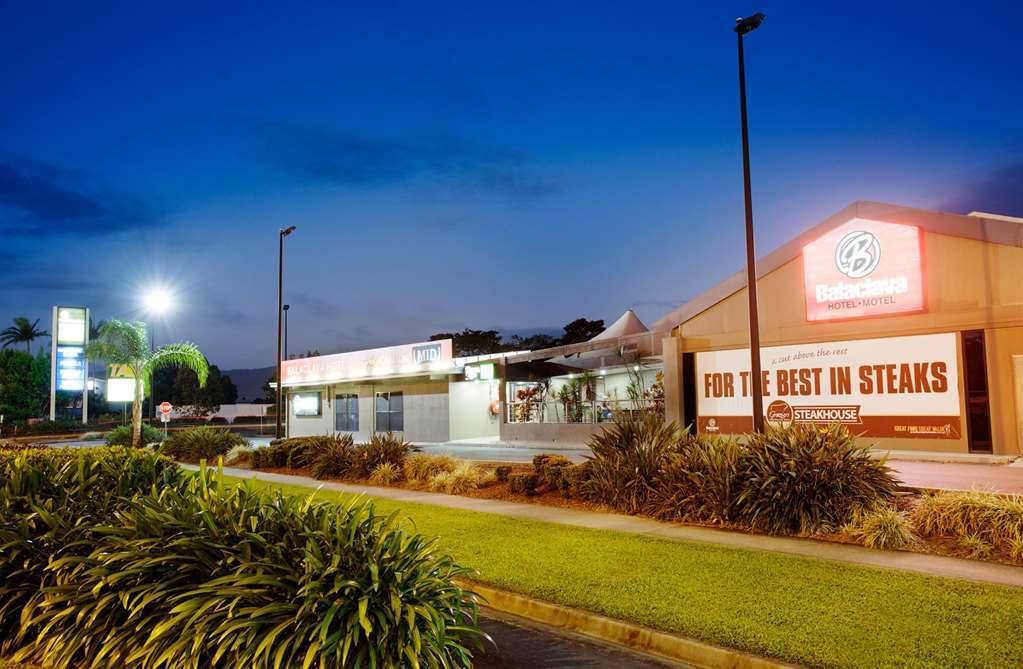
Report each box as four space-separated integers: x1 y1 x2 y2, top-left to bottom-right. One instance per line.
283 304 290 361
735 12 766 433
276 226 296 439
143 287 173 425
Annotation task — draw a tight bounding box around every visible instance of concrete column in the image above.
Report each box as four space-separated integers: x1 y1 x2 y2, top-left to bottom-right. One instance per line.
662 335 684 426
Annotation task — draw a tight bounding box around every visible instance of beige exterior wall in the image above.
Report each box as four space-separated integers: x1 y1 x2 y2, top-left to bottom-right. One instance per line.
667 229 1023 455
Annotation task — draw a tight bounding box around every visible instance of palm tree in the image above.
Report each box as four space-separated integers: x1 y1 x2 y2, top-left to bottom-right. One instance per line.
0 317 49 353
86 320 208 447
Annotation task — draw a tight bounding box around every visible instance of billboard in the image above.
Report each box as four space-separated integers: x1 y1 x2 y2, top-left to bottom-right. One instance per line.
696 333 961 439
803 218 924 322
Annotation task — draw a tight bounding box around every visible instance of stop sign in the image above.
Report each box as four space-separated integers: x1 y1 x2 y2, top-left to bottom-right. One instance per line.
159 402 173 415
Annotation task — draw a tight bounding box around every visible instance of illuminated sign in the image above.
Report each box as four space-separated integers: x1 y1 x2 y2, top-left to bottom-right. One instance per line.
56 307 87 344
292 392 322 416
803 218 924 321
281 340 454 386
413 343 442 364
465 362 496 381
106 364 138 402
696 333 961 440
55 345 86 391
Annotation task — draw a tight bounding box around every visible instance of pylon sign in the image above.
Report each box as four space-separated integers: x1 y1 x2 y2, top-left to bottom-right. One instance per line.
50 306 90 423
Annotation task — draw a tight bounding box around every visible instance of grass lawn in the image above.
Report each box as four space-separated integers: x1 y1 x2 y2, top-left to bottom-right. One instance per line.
227 475 1023 669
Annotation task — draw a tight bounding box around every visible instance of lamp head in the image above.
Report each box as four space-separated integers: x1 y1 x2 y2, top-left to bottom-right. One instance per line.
735 12 766 35
280 225 297 237
283 304 290 311
143 286 173 315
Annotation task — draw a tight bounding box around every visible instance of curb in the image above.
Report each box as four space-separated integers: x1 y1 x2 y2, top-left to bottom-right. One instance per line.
460 580 799 669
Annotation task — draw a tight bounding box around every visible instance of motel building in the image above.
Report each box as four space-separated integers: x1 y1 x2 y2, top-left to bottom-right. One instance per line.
280 310 665 444
657 200 1023 457
282 200 1023 457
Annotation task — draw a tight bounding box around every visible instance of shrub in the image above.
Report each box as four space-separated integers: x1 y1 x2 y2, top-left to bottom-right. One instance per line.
645 436 742 523
558 462 593 499
369 461 402 485
349 432 414 478
207 416 229 424
509 472 540 496
252 435 339 470
105 423 165 447
429 462 496 495
736 424 899 534
534 453 572 488
959 533 993 559
911 489 1023 554
495 465 512 482
582 414 685 514
310 433 356 480
0 439 45 451
0 447 181 652
845 505 914 550
161 426 248 463
224 444 254 466
404 453 458 482
4 464 483 668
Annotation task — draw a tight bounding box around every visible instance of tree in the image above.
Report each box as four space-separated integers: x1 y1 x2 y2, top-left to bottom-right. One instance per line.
559 318 605 345
172 363 231 416
430 329 506 356
0 349 49 422
1 317 49 354
86 320 208 447
508 333 559 351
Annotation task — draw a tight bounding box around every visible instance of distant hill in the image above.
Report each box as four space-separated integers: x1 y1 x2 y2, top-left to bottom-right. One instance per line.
221 365 275 403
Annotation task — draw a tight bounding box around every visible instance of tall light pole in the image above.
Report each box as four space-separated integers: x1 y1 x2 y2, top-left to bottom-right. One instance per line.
283 304 290 360
276 226 296 439
735 12 766 432
143 286 174 424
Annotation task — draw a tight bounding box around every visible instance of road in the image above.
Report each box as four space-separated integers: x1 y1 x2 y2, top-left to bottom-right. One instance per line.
475 611 685 668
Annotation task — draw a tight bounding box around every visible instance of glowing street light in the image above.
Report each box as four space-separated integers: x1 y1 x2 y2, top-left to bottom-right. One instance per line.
142 286 174 316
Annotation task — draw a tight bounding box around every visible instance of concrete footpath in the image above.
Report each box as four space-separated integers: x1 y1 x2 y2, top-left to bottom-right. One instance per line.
195 465 1023 589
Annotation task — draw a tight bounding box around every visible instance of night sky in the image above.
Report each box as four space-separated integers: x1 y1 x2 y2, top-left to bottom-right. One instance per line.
2 1 1020 369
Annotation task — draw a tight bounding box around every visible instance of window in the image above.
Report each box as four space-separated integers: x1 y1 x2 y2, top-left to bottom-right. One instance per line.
334 394 359 432
292 392 322 417
375 391 404 432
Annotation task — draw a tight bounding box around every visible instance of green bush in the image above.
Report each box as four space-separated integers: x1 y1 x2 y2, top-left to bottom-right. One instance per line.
494 465 512 482
224 444 254 466
737 424 899 534
533 453 572 489
3 464 483 668
557 462 593 499
911 489 1023 555
349 432 414 478
311 433 356 480
0 447 181 652
105 423 165 447
428 462 496 495
404 453 458 482
160 426 248 463
845 505 914 550
368 462 402 485
509 472 540 496
582 414 685 514
251 435 335 470
645 436 743 523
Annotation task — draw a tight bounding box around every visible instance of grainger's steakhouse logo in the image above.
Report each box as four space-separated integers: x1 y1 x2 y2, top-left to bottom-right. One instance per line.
766 400 861 427
803 219 924 321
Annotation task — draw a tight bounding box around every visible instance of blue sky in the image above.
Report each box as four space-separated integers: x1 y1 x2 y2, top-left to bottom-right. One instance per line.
1 1 1020 369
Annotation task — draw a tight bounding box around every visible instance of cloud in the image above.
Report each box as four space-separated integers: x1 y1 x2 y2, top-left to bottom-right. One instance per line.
252 121 559 203
943 161 1023 217
0 159 157 236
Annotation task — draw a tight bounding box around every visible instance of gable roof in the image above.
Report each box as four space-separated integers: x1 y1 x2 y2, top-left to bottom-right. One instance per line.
652 200 1023 334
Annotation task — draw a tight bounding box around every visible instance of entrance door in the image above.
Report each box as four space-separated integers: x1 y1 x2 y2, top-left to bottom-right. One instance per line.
962 330 993 453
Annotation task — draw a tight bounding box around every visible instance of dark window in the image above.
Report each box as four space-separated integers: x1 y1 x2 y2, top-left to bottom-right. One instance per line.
961 330 993 453
334 394 359 432
375 392 404 433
